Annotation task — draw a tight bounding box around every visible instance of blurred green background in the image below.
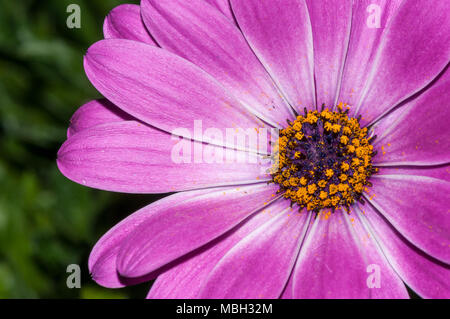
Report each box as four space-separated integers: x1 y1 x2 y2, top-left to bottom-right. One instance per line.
0 0 161 298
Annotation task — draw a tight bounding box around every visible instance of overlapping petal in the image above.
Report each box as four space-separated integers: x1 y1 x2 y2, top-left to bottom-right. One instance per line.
84 39 266 149
198 207 310 298
116 184 280 278
372 67 450 166
305 0 353 109
147 199 291 298
67 99 133 138
279 271 295 299
365 173 450 263
103 4 157 45
352 0 450 125
230 0 315 112
58 121 271 193
89 185 277 288
140 0 294 126
70 0 450 300
337 0 402 112
357 204 450 299
376 166 450 183
291 211 408 298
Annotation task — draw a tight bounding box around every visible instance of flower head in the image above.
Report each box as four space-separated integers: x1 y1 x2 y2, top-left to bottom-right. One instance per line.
57 0 450 299
273 107 377 212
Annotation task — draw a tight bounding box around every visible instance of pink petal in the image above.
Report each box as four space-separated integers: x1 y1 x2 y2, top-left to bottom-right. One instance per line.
353 0 450 126
67 99 133 138
198 208 310 298
84 39 266 148
116 184 280 278
305 0 353 108
230 0 316 112
372 67 450 166
140 0 294 127
292 211 408 298
358 204 450 299
57 121 271 193
376 166 450 183
89 185 274 288
103 4 157 45
204 0 234 20
337 0 402 112
279 271 295 299
147 198 291 298
365 173 450 263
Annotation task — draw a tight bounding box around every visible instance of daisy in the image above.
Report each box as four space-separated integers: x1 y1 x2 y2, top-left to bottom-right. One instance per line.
57 0 450 298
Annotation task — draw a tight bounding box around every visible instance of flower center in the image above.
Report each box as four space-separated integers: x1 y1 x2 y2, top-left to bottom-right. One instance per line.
271 103 377 212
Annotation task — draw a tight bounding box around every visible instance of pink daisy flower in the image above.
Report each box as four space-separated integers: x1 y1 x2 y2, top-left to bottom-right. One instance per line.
57 0 450 298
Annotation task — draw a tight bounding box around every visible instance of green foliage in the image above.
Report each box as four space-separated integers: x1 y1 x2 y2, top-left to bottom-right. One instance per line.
0 0 152 298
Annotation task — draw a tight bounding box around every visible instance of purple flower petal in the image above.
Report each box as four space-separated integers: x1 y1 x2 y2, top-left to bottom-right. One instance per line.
204 0 234 20
352 0 450 126
230 0 316 112
291 212 408 298
140 0 294 127
57 121 271 193
337 0 402 112
147 198 291 298
197 208 310 298
279 270 295 299
84 39 266 148
67 99 133 138
358 204 450 299
366 172 450 263
89 185 274 288
305 0 353 108
103 4 157 45
372 68 450 166
116 184 280 278
376 166 450 183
